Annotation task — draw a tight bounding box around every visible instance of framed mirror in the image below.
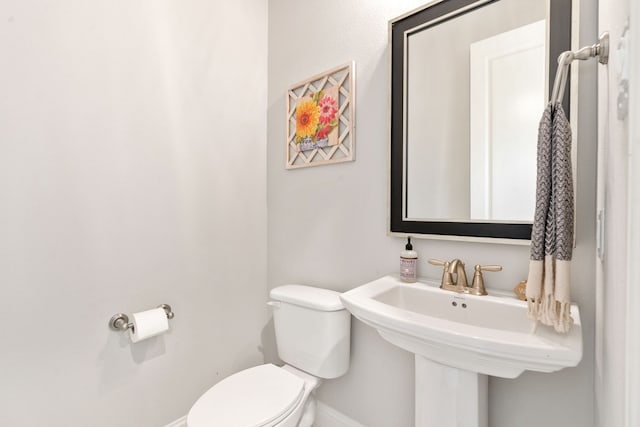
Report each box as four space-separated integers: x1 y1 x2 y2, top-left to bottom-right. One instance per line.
389 0 572 241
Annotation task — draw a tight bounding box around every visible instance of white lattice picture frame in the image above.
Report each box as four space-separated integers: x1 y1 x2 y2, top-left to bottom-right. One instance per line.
286 62 355 169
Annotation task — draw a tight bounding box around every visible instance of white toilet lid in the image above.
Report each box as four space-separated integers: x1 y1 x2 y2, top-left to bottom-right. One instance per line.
187 364 305 427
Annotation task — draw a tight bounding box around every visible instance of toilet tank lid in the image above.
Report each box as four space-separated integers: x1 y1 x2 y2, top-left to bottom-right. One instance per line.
270 285 345 311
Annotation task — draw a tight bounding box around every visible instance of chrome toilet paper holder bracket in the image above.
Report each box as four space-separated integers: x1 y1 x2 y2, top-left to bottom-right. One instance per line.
109 304 175 332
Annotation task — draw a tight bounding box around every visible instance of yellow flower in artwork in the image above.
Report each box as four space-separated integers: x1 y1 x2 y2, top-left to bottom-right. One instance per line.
295 99 320 140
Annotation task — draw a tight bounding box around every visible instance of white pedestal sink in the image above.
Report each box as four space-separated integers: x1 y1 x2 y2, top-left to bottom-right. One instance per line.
340 275 582 427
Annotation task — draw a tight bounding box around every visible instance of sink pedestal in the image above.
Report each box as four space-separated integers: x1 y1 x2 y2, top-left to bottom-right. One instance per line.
415 355 488 427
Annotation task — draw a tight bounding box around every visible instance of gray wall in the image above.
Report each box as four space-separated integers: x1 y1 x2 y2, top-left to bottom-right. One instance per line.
267 1 597 426
0 1 268 426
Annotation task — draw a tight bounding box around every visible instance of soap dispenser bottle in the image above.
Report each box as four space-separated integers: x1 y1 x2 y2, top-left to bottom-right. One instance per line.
400 237 418 282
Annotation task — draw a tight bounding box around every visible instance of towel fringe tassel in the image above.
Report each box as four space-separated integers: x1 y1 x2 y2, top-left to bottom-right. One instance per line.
527 296 573 333
554 302 574 333
527 298 540 319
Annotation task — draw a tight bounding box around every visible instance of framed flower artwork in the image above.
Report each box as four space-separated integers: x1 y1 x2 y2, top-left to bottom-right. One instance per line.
286 62 355 169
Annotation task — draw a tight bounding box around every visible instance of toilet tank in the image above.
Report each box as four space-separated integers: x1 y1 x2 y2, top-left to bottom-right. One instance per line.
269 285 351 379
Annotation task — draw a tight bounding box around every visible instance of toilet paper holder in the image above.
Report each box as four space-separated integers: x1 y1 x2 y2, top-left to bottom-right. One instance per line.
109 304 175 332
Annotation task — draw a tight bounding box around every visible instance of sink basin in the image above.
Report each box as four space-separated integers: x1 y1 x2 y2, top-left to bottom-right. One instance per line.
340 275 582 378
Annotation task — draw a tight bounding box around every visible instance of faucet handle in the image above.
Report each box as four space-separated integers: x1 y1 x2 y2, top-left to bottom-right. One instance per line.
469 264 502 296
428 259 454 289
478 265 502 272
428 258 446 267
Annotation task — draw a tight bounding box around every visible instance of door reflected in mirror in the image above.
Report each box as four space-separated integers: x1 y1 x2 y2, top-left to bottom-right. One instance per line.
469 20 544 221
405 0 545 222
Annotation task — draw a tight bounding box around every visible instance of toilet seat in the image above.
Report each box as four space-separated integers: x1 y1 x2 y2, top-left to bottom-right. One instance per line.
187 364 305 427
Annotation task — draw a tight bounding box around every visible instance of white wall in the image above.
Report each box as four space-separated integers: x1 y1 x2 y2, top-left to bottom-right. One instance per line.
0 1 267 426
596 0 630 425
267 1 597 426
626 3 640 424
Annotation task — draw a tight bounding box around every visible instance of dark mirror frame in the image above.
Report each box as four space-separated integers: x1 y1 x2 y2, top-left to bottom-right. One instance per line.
389 0 572 241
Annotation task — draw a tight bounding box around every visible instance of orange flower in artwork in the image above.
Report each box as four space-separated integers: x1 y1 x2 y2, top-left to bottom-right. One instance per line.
295 99 320 139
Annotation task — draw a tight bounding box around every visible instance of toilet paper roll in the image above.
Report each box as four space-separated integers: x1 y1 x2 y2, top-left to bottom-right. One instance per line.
129 307 169 343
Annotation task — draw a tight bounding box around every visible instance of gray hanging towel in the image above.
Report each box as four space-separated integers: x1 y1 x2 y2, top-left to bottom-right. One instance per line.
526 102 574 333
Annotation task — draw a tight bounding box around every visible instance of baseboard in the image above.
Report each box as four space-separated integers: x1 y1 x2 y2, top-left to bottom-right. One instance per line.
314 401 366 427
163 402 363 427
164 415 187 427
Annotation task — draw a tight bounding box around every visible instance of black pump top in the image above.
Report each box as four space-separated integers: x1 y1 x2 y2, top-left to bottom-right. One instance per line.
405 237 412 250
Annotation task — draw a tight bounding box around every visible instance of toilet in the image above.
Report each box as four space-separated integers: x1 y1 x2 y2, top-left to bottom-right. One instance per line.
187 285 351 427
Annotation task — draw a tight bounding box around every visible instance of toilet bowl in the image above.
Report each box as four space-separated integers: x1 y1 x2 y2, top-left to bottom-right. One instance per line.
186 285 351 427
187 364 319 427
